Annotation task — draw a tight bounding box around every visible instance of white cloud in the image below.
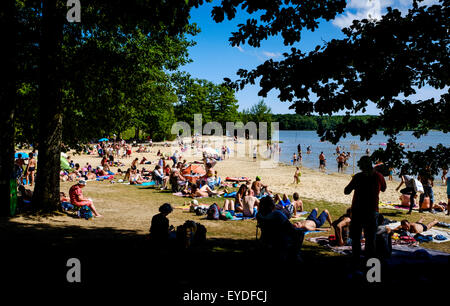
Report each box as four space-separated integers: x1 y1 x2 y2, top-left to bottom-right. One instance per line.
234 45 245 53
261 51 282 59
332 0 441 29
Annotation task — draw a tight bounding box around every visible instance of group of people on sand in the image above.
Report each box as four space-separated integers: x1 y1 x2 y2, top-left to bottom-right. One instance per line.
14 152 37 187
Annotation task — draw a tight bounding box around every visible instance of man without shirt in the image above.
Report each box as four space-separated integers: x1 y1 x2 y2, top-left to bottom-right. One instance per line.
396 217 439 234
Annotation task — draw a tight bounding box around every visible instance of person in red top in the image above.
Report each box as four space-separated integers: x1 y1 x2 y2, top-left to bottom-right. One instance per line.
344 156 386 268
69 180 102 217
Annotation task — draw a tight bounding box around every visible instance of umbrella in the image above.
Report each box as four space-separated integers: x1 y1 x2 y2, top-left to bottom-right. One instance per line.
99 138 109 142
203 147 219 155
15 152 29 159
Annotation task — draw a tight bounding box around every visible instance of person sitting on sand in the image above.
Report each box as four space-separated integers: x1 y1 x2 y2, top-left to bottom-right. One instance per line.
233 184 248 212
83 170 96 180
256 196 305 261
140 157 148 164
153 165 169 189
18 185 33 202
68 180 102 217
251 176 271 198
96 166 107 177
332 208 352 246
395 218 439 234
292 192 303 216
149 203 176 245
242 189 259 217
293 208 333 231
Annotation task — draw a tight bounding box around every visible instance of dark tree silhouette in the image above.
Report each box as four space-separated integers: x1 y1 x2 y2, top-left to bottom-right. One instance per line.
216 0 450 175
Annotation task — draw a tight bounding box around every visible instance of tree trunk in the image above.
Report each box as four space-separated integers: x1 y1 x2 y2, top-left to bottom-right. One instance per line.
0 0 17 217
135 126 140 141
32 0 64 213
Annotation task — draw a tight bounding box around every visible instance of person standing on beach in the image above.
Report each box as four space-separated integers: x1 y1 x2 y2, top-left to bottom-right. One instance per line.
441 166 448 185
344 156 386 269
297 144 301 155
319 152 326 172
25 153 37 186
292 153 297 166
294 167 301 184
336 153 345 173
446 172 450 215
396 173 417 214
418 166 434 213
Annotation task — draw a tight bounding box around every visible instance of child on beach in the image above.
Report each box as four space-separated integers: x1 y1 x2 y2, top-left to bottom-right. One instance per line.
293 167 301 184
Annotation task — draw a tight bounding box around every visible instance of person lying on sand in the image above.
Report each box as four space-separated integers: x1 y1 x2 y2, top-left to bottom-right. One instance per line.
395 218 439 234
293 208 333 231
189 184 226 198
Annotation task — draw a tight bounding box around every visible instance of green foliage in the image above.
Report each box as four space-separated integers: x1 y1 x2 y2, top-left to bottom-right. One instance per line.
174 74 240 133
216 0 450 175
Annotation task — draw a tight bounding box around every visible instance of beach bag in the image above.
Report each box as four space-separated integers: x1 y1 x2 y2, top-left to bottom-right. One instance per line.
77 205 93 220
207 203 221 220
412 179 424 193
61 201 74 211
420 197 430 210
194 206 208 216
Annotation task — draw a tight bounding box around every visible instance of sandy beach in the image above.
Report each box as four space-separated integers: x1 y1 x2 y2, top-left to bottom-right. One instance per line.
46 136 448 206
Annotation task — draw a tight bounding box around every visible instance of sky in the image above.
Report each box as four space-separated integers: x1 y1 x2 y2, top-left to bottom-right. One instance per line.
181 0 444 115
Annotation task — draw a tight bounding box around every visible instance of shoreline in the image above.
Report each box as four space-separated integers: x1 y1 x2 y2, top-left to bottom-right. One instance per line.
16 136 448 206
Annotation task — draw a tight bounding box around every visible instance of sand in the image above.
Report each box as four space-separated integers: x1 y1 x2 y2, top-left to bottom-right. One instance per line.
44 135 448 206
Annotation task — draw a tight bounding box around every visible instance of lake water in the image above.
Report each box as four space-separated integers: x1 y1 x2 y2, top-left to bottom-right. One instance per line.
277 130 450 176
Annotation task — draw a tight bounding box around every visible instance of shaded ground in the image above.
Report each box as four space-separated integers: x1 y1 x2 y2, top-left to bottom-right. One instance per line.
1 181 449 303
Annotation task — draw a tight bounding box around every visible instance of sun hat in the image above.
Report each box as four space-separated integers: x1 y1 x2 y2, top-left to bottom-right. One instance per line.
191 199 199 205
78 179 87 185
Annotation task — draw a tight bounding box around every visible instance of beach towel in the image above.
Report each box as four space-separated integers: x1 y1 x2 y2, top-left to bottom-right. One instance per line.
138 181 156 186
387 222 450 243
225 177 250 182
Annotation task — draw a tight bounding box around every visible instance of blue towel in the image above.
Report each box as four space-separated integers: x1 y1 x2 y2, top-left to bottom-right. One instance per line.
139 181 156 186
434 235 447 241
224 191 237 198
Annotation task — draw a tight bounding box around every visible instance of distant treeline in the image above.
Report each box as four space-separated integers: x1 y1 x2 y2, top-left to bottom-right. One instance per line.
272 114 379 130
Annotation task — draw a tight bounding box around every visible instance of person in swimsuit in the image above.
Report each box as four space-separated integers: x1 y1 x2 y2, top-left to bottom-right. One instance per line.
395 218 439 234
26 153 37 186
293 208 333 231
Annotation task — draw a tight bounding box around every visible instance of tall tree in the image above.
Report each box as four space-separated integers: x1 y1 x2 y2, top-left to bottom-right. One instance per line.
8 0 206 213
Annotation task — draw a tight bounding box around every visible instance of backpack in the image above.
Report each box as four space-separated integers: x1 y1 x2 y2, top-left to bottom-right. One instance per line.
207 203 221 220
194 206 208 216
77 205 93 220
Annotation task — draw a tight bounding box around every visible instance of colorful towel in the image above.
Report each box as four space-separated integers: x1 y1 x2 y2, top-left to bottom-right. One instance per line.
387 222 450 243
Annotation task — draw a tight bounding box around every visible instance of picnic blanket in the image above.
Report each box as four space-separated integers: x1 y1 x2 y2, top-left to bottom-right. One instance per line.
307 236 421 256
386 222 450 243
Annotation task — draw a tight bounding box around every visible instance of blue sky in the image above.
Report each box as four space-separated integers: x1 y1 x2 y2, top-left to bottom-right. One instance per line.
181 0 444 115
